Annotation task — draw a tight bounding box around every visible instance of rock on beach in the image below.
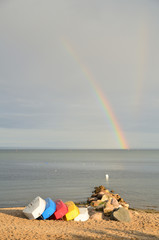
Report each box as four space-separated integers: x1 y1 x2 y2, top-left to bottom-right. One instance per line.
111 207 131 222
88 185 131 222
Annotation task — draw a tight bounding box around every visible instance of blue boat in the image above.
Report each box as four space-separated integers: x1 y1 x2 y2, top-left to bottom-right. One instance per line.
41 198 56 220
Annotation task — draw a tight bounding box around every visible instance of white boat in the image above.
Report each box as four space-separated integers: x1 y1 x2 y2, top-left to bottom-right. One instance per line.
23 196 46 220
74 207 89 222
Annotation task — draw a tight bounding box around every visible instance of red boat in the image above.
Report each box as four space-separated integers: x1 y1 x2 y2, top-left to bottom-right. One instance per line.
49 199 68 220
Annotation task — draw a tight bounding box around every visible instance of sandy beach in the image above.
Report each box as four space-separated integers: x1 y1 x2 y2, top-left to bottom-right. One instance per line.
0 207 159 240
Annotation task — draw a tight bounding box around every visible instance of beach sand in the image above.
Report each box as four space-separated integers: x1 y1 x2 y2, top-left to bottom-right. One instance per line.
0 207 159 240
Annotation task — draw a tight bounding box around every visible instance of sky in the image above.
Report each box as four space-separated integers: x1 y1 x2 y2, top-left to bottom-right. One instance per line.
0 0 159 149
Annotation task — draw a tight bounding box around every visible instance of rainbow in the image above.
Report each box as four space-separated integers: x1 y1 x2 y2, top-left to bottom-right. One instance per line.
61 39 129 149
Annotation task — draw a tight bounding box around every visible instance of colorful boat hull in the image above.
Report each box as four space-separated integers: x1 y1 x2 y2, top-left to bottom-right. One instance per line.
64 201 79 221
74 207 89 221
41 198 56 220
23 196 46 220
50 199 68 220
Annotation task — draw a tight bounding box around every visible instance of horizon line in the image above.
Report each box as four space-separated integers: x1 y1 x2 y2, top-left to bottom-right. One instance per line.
0 147 159 150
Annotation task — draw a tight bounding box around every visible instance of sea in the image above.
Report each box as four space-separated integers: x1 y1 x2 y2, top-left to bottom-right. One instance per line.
0 149 159 210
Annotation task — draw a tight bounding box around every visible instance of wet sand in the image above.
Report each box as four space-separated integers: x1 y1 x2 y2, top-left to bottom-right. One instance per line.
0 207 159 240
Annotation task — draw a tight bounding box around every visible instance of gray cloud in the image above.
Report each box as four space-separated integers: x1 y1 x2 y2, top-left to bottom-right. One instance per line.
0 0 159 148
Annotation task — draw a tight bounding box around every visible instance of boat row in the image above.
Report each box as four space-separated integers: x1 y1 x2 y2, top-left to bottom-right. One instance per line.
23 196 89 221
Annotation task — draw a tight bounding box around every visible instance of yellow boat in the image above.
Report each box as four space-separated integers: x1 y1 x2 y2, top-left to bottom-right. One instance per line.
64 201 79 221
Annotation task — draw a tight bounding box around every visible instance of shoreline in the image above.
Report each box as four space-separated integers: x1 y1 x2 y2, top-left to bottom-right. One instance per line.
0 207 159 240
129 207 159 214
1 204 159 213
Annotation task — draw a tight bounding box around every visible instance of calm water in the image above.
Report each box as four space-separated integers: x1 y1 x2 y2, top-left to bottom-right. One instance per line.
0 149 159 210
